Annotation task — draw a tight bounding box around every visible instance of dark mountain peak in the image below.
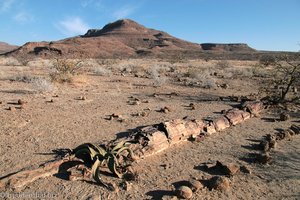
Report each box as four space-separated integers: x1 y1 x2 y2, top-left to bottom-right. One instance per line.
200 43 255 52
84 19 148 37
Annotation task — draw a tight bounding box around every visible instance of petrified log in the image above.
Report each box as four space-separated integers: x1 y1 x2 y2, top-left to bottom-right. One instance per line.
225 109 245 125
0 156 80 191
242 101 264 116
0 100 265 191
213 116 230 131
133 125 170 158
161 119 205 144
204 124 217 135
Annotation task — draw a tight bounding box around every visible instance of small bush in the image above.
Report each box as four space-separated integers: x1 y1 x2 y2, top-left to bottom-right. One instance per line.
149 65 167 87
94 66 111 76
215 60 231 69
259 55 276 66
31 77 54 93
9 74 35 82
0 57 20 66
260 55 300 103
49 59 82 83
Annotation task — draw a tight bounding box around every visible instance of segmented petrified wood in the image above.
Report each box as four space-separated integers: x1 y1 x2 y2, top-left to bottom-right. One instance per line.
162 119 205 144
225 109 246 125
242 101 264 116
0 100 265 191
213 116 231 131
0 156 81 191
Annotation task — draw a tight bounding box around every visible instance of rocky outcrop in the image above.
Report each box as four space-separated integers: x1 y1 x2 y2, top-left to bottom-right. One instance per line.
200 43 255 52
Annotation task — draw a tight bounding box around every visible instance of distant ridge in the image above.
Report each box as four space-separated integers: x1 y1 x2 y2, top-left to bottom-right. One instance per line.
0 42 18 54
5 18 293 60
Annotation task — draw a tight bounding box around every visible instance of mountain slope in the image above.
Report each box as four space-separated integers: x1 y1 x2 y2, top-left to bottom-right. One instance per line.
4 19 255 59
0 42 18 54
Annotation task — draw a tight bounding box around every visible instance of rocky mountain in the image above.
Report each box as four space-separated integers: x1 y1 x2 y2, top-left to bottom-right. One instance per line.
0 42 18 54
200 43 255 52
4 19 257 59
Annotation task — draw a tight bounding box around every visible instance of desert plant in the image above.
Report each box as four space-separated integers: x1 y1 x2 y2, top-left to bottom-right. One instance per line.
31 77 54 93
149 65 167 87
72 141 134 188
215 60 231 69
259 55 276 67
260 55 300 103
94 66 111 76
49 59 82 83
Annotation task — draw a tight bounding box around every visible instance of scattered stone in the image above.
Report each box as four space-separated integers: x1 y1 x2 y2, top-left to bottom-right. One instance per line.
278 130 292 140
259 140 270 152
221 109 226 114
162 195 178 200
216 161 240 176
132 100 140 105
187 103 196 110
142 100 149 103
17 99 27 105
170 92 179 96
46 99 54 103
209 176 230 191
108 113 122 120
160 106 171 113
53 94 59 97
188 179 204 192
268 139 277 149
78 96 86 100
0 101 2 104
240 165 252 174
256 153 272 164
220 83 229 89
290 124 300 135
175 186 193 199
265 134 276 141
280 113 290 121
152 93 158 97
140 111 148 117
121 181 132 191
8 106 16 111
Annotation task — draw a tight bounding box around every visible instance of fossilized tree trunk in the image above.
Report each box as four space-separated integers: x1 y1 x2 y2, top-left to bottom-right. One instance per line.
0 101 265 191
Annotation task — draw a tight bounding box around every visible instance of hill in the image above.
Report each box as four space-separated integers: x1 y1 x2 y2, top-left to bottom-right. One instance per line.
0 42 18 54
4 19 258 59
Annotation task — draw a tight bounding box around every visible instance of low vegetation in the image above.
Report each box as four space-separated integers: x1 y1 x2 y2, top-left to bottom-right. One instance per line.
260 55 300 103
49 59 83 83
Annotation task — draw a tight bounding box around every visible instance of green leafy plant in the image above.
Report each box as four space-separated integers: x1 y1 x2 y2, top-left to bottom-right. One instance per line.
72 141 134 187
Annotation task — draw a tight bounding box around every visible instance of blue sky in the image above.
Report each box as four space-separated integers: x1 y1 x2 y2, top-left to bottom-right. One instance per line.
0 0 299 51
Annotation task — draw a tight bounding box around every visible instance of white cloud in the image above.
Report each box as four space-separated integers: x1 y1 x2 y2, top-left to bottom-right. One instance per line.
56 17 90 36
113 5 136 19
0 0 15 12
81 0 93 8
81 0 102 8
13 11 33 23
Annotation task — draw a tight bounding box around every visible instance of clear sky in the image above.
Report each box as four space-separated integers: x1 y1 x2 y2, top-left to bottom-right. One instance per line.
0 0 299 51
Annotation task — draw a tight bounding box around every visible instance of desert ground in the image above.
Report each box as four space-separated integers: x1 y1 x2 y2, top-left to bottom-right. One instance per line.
0 57 299 199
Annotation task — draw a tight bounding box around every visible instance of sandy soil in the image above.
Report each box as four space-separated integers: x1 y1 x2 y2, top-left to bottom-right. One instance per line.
0 59 299 200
